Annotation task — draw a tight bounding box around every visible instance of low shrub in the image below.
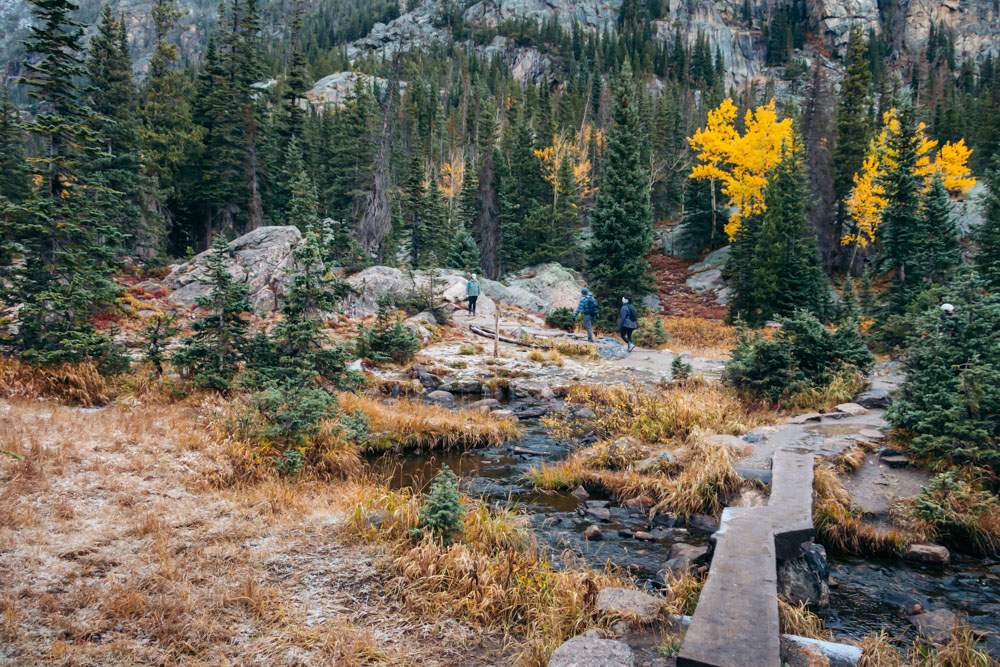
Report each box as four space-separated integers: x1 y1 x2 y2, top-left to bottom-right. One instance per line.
545 307 577 332
410 465 466 545
459 343 483 355
898 470 1000 556
633 317 669 349
725 310 874 405
355 298 421 365
670 356 692 383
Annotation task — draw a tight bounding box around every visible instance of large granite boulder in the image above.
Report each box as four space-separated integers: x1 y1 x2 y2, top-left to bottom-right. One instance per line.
162 226 303 313
595 587 663 622
489 262 587 315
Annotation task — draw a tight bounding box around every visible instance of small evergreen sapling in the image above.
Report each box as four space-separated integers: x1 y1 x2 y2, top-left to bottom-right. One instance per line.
142 314 180 375
411 464 466 545
671 355 693 383
171 238 253 391
355 296 421 364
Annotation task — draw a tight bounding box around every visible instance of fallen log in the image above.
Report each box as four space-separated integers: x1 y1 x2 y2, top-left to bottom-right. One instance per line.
468 325 541 348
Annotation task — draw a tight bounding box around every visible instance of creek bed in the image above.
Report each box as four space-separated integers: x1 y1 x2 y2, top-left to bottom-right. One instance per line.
374 420 1000 657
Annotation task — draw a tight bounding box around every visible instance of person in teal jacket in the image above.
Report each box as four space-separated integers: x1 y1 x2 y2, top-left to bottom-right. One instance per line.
466 273 481 315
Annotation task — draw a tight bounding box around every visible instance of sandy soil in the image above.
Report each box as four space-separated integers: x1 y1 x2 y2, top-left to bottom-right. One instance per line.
0 399 498 665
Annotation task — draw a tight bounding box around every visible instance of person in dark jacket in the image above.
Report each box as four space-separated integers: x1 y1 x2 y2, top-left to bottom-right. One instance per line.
574 288 599 342
466 273 481 315
618 297 638 352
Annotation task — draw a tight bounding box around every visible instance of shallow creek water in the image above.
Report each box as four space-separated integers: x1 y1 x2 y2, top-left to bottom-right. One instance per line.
374 420 1000 656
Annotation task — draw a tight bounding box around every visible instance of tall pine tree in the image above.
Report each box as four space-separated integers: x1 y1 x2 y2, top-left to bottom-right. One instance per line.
587 62 655 310
973 156 1000 290
0 89 30 203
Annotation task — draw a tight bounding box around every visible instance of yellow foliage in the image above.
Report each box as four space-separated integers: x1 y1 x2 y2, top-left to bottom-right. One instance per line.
535 133 595 204
438 158 464 203
843 108 975 248
687 99 794 239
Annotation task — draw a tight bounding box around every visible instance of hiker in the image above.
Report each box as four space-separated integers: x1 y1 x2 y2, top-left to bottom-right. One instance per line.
618 296 638 353
466 273 481 316
574 288 599 342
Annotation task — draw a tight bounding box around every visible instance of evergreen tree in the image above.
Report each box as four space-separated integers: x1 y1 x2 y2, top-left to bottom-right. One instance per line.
732 138 830 324
877 105 927 315
421 177 450 267
86 6 163 253
832 27 872 262
522 155 582 267
0 0 123 366
679 177 728 254
172 239 253 390
446 227 481 271
973 156 1000 290
587 62 655 310
500 105 544 271
915 174 961 286
0 89 30 203
474 98 502 278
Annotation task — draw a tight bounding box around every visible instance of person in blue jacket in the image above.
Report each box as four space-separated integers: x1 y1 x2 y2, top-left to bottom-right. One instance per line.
466 273 481 315
574 288 599 342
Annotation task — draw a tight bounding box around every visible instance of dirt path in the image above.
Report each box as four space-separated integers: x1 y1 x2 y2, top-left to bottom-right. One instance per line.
0 399 497 665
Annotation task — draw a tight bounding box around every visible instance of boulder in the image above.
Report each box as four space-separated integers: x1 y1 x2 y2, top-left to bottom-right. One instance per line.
635 449 676 472
497 262 587 315
547 635 635 667
670 542 710 564
905 544 951 566
492 409 518 421
686 268 724 293
705 433 755 457
425 390 456 406
661 556 695 577
571 485 590 501
581 505 611 522
595 587 663 622
858 429 886 441
583 525 603 541
623 495 655 515
163 226 304 313
438 377 483 394
907 608 957 645
469 398 501 412
306 71 401 109
777 544 830 608
854 387 892 409
687 514 720 536
834 402 868 417
788 413 824 424
689 245 731 272
509 378 555 400
417 373 442 390
408 310 437 326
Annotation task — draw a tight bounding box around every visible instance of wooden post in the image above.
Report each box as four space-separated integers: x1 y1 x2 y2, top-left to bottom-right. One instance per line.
494 305 500 359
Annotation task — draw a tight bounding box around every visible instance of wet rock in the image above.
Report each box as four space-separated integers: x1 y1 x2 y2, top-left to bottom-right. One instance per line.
547 635 635 667
777 545 830 608
730 487 768 507
661 556 694 577
706 433 755 457
907 608 957 645
581 505 611 522
595 587 663 622
439 377 483 394
781 635 863 667
652 511 682 528
687 514 720 536
417 372 442 390
635 449 676 472
903 603 924 617
425 390 456 406
734 467 773 485
512 446 546 456
905 544 951 566
618 528 635 539
780 638 830 667
623 495 654 515
742 430 768 444
854 388 892 409
470 398 501 412
492 409 517 421
571 485 589 501
788 412 824 424
670 543 710 564
858 428 886 441
880 454 910 468
634 531 655 541
834 402 869 416
583 525 603 541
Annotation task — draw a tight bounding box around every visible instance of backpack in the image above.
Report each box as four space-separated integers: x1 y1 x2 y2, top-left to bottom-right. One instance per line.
584 296 600 317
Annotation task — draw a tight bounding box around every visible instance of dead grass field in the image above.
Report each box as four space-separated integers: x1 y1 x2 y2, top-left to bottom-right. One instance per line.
0 397 503 665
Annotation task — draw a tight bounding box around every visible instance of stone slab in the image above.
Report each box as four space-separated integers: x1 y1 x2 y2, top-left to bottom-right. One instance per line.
676 507 780 667
768 447 815 560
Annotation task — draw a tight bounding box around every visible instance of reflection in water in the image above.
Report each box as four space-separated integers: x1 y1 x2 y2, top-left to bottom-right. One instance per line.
375 420 1000 656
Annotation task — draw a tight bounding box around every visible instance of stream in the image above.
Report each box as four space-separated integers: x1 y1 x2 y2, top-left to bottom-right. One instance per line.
373 419 1000 657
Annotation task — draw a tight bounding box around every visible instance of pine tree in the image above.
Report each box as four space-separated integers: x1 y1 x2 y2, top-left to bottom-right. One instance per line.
522 154 581 267
172 238 253 390
832 27 873 263
915 174 961 286
421 177 451 267
404 155 427 265
86 6 163 253
838 276 860 323
732 138 830 325
973 156 1000 290
500 104 543 271
0 89 30 203
587 62 655 310
679 177 728 254
877 105 927 314
0 0 123 366
474 98 502 278
446 228 481 271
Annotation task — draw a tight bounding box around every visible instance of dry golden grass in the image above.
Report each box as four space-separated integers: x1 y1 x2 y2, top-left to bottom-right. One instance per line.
546 382 775 445
0 396 500 665
0 357 112 405
859 622 996 667
781 368 871 412
813 463 920 556
661 569 704 616
778 597 832 639
341 391 520 452
350 481 631 666
658 316 738 358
